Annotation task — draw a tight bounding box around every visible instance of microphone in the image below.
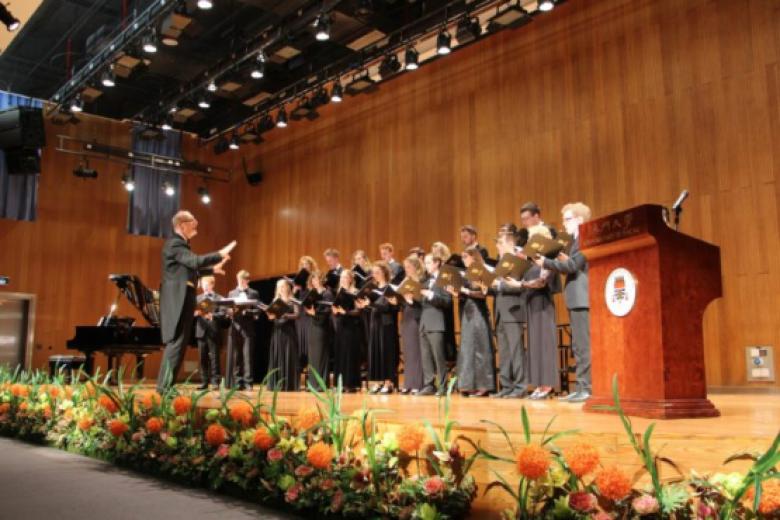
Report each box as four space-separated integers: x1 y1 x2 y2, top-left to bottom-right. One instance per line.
672 189 689 211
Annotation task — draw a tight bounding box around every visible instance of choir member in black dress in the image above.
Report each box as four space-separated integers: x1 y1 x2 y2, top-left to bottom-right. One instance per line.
266 278 300 392
304 271 333 388
447 247 496 397
378 243 404 283
294 255 319 374
357 261 401 394
331 270 364 392
351 249 373 288
398 255 424 394
430 241 458 364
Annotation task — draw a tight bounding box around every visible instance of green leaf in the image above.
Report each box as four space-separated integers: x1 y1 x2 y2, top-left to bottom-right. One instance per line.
521 406 531 444
480 419 516 454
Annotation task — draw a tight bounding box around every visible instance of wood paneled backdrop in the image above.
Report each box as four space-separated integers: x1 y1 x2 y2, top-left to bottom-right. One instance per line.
1 0 778 388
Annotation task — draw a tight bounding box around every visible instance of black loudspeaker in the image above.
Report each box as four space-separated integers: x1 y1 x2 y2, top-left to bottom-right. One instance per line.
246 171 263 186
4 148 40 175
0 107 46 150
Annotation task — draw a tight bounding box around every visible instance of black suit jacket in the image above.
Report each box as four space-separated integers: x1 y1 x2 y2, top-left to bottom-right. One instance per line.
160 234 222 343
195 292 227 341
228 287 260 336
419 276 453 332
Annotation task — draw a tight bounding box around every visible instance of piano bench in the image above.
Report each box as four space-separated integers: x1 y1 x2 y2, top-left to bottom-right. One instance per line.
49 355 86 383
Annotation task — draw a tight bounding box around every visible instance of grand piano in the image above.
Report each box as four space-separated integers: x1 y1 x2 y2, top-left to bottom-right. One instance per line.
67 274 163 381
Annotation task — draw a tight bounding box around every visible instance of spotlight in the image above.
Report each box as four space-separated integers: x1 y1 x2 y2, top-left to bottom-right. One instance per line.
229 133 240 150
161 116 173 131
198 96 211 109
404 47 419 70
207 80 217 92
122 173 135 192
456 16 482 44
250 55 265 79
161 34 179 47
487 4 531 29
198 186 211 205
169 105 178 114
0 5 20 32
73 161 97 179
276 107 288 128
69 96 84 113
379 54 401 79
197 0 213 10
101 68 116 87
314 14 330 41
257 114 275 133
162 182 175 197
538 0 555 12
345 73 375 96
330 82 343 103
436 30 451 55
142 32 158 54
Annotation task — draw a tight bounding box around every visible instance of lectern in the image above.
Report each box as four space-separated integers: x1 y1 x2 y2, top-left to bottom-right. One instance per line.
580 205 722 419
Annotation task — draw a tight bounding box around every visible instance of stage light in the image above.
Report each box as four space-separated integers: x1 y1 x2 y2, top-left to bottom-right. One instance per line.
198 96 211 109
456 16 482 44
257 114 275 133
379 54 401 79
169 105 178 114
229 133 240 150
404 47 419 70
276 107 288 128
161 34 179 47
70 96 84 113
345 73 375 96
330 82 343 103
314 14 330 41
250 55 265 79
0 5 20 32
207 80 217 92
73 160 97 179
161 116 173 131
437 30 452 55
162 182 175 197
198 187 211 204
142 32 158 54
197 0 213 10
101 68 116 87
488 3 531 29
122 173 135 192
538 0 555 12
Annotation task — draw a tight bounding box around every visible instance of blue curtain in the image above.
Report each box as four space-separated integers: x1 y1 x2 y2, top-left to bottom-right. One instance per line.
0 91 43 221
127 126 182 238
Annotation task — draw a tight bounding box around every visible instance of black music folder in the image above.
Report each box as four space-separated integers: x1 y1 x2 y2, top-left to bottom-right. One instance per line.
392 277 422 301
493 253 533 280
333 289 357 311
291 268 310 288
523 235 565 259
464 263 497 286
444 253 466 269
264 298 294 317
435 264 465 292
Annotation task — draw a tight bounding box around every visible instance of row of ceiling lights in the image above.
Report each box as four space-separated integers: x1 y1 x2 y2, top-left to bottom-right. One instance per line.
120 173 212 204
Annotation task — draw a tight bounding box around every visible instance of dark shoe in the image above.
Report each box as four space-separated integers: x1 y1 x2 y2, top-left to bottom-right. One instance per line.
417 386 436 396
196 383 208 390
379 385 394 395
567 392 591 403
504 389 528 399
472 390 490 398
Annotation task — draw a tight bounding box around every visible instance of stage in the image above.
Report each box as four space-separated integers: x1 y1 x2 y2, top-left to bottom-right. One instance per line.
179 387 779 519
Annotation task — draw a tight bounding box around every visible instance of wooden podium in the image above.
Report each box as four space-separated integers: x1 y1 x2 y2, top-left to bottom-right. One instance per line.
580 205 722 419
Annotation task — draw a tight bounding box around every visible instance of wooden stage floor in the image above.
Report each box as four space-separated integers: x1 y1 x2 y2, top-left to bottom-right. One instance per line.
175 387 779 519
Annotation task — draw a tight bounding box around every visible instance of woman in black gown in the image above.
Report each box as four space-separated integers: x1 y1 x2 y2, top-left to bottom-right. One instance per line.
294 256 318 374
304 271 332 389
358 262 400 394
448 247 496 397
398 255 424 394
266 278 300 392
331 270 363 392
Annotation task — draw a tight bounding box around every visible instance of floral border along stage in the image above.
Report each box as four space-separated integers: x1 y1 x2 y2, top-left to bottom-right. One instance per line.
0 368 779 520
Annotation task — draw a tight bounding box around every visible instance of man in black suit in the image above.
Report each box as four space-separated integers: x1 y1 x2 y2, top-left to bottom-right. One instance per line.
194 276 226 390
418 254 453 396
156 210 235 394
379 242 404 283
459 225 490 262
491 232 529 398
519 202 561 294
323 248 343 291
227 270 260 390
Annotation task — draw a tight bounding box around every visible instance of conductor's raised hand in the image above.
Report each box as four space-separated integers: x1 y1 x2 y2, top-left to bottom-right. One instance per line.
219 240 237 258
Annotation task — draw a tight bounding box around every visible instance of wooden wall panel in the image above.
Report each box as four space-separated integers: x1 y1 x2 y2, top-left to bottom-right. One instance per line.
0 117 234 379
220 0 780 388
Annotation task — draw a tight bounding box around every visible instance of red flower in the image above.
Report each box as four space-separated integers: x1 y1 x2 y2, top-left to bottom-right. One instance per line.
98 394 118 414
215 444 230 458
331 489 345 512
595 466 632 501
285 483 302 503
569 491 598 512
172 395 192 416
423 476 445 496
252 428 276 451
0 403 11 415
267 447 283 462
294 465 314 478
146 417 164 434
107 419 128 437
515 444 551 480
205 423 227 447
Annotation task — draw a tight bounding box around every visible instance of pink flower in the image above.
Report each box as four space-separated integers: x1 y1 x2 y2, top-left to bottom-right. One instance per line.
331 489 345 512
569 491 598 512
423 476 445 496
215 444 229 458
632 495 660 515
294 465 314 478
267 447 283 462
285 483 302 503
698 502 716 518
320 478 336 491
591 513 612 520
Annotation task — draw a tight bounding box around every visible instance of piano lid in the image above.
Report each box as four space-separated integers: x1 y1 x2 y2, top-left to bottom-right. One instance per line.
108 274 161 328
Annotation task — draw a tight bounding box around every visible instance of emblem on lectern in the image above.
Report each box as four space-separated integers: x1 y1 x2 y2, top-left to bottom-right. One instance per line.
605 268 637 317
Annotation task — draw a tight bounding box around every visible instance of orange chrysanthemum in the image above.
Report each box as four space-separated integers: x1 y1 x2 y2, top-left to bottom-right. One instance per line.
397 423 427 453
98 394 119 414
10 384 29 397
146 417 164 434
78 417 93 431
595 465 633 501
515 444 551 480
141 392 161 410
18 402 28 412
296 406 321 431
563 443 600 477
42 405 52 419
0 403 10 414
205 423 227 447
253 427 276 451
229 401 255 427
107 419 129 437
172 395 192 416
307 441 333 470
745 479 780 514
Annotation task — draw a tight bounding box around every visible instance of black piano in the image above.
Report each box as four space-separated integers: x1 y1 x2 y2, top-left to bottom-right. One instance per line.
67 274 163 381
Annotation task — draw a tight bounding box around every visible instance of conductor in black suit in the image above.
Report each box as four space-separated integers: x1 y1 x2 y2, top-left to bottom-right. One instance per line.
194 276 227 390
228 270 260 390
156 210 236 394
